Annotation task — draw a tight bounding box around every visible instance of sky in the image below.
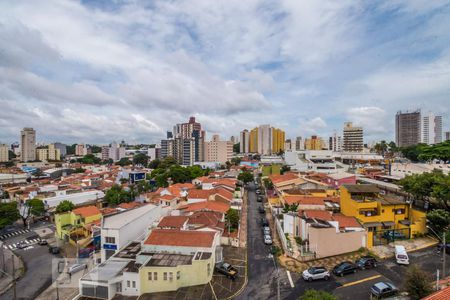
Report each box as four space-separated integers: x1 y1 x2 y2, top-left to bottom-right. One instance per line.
1 0 449 145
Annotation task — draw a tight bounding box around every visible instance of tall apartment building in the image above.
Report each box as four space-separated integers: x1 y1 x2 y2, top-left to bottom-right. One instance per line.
0 144 9 162
272 127 285 154
108 141 126 162
305 135 324 150
21 127 36 162
204 135 233 164
36 148 48 161
422 112 442 145
446 131 450 141
239 129 250 153
244 125 285 155
343 122 364 152
75 144 86 156
53 142 67 157
284 139 292 151
249 128 258 153
395 110 421 147
295 136 304 151
161 139 174 158
48 144 61 161
35 144 61 161
329 132 342 152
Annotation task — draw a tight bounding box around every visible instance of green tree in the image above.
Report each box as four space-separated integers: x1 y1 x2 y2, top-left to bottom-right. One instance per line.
133 153 149 166
233 142 240 153
74 167 86 173
282 203 299 213
427 209 450 233
81 154 101 164
8 150 16 160
404 265 433 300
115 157 132 166
159 157 177 169
148 159 161 169
55 200 75 214
280 165 291 175
299 290 337 300
231 157 242 166
28 198 45 217
263 178 274 190
226 208 240 230
237 170 254 184
0 203 19 229
90 145 101 153
431 174 450 211
104 185 130 206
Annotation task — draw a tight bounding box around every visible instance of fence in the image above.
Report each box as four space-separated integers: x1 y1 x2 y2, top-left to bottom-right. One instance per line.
273 213 292 256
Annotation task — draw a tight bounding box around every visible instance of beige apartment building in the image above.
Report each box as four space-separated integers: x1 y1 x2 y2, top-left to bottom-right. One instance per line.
36 144 61 161
204 135 233 164
343 122 364 152
0 144 9 162
21 127 36 162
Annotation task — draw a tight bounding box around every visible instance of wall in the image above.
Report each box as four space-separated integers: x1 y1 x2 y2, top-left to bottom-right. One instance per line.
308 227 367 258
55 212 71 239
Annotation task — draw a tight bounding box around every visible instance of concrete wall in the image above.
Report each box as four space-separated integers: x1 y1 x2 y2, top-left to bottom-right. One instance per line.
308 227 367 258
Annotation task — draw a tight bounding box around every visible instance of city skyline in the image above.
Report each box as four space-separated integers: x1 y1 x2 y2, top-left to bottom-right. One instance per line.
1 1 449 144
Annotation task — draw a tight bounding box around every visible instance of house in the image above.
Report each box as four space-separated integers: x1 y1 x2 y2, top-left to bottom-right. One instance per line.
178 201 230 215
55 205 102 247
324 172 356 188
280 194 340 211
157 216 189 230
340 184 427 248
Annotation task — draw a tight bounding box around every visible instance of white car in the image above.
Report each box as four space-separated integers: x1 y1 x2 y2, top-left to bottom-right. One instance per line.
264 235 272 245
68 263 87 275
263 226 271 235
302 267 330 282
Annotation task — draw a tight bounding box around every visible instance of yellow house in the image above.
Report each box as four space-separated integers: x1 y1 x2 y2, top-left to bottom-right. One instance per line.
55 205 102 246
340 184 426 248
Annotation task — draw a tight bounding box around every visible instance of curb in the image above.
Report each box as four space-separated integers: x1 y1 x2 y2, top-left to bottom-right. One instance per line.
376 241 439 259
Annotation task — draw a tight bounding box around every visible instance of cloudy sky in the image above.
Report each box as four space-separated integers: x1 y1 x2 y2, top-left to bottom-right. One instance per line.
1 0 449 145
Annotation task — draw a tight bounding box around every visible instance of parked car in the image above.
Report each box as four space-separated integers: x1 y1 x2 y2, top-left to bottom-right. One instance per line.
370 282 398 299
258 206 265 214
263 226 270 235
355 256 378 269
383 231 406 241
302 267 330 282
68 263 87 275
257 196 263 202
39 239 48 246
17 241 27 249
215 262 238 280
49 246 60 254
264 235 273 245
437 243 450 255
256 189 261 194
332 261 357 277
261 218 269 227
395 245 409 265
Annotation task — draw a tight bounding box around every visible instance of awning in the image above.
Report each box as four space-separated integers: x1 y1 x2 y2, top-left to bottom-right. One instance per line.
363 222 382 228
382 221 395 227
399 220 411 226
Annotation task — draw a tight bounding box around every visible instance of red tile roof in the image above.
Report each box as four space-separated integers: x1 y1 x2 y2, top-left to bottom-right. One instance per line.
179 201 230 214
331 214 361 228
300 211 361 228
187 211 224 230
269 173 299 184
144 229 216 248
100 207 118 216
214 188 233 201
284 195 339 206
72 206 101 218
302 210 333 220
187 189 214 199
158 216 189 228
118 202 144 210
422 286 450 300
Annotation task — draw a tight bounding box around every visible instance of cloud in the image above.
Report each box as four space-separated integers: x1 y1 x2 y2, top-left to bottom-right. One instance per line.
346 107 389 138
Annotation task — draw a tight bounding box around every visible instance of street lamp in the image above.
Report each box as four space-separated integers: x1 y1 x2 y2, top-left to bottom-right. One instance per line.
426 225 447 289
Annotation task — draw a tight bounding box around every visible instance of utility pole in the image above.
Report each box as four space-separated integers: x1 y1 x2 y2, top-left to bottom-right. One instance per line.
442 231 446 280
12 255 16 300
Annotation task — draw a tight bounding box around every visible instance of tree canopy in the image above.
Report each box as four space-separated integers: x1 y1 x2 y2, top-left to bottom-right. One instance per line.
133 153 148 166
237 170 254 184
404 266 433 300
149 158 210 187
299 290 337 300
80 154 101 164
427 209 450 233
104 184 132 206
28 198 45 217
0 203 19 229
226 208 240 230
55 200 75 214
400 140 450 162
115 157 132 166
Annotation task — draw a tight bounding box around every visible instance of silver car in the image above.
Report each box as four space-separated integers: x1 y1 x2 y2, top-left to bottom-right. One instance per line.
68 263 87 275
263 226 271 235
264 235 272 245
302 267 330 282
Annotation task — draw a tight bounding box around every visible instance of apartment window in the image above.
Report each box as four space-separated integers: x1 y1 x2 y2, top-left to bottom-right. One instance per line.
132 281 136 288
153 272 158 281
116 282 122 292
177 271 181 280
169 272 173 281
148 272 152 280
207 263 211 276
126 280 130 288
393 208 405 214
105 237 116 244
163 272 167 281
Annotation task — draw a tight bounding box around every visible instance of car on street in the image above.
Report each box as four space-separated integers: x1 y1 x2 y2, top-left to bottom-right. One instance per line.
258 206 265 214
302 267 330 282
68 263 87 275
355 256 378 269
39 239 48 246
17 241 28 249
257 196 263 202
261 218 269 227
215 262 238 280
332 261 357 276
264 235 272 245
263 226 270 235
370 282 398 299
49 246 60 254
256 189 261 194
383 231 406 241
437 243 450 255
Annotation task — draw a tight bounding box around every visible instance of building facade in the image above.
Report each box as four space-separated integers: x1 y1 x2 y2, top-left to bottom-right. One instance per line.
421 112 442 145
0 144 9 162
21 127 36 162
295 136 304 151
204 135 233 164
239 130 250 153
329 132 342 152
304 136 323 150
245 125 285 155
395 110 421 147
342 122 363 152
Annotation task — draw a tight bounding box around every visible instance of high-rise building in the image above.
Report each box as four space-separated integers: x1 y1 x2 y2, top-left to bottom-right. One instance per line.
343 122 363 152
108 141 126 162
48 144 61 161
75 144 85 156
239 130 250 153
272 128 285 154
0 144 9 162
204 135 233 164
422 112 442 145
249 128 258 153
329 132 342 152
395 110 421 148
305 135 324 150
295 136 304 151
101 146 110 161
36 148 48 161
284 139 292 151
245 125 285 155
445 131 450 141
21 127 36 162
53 142 67 157
161 139 174 159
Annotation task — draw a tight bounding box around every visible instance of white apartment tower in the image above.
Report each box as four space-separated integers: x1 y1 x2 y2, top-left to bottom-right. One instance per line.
239 130 250 153
20 127 36 162
421 112 442 145
329 132 342 152
257 124 272 155
0 144 9 162
342 122 364 152
295 136 304 151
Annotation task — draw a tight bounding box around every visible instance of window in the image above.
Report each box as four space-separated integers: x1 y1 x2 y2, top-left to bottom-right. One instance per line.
163 272 167 281
132 281 136 288
148 272 152 280
393 208 405 215
153 272 158 281
169 272 173 281
177 271 180 280
127 280 130 288
105 237 116 244
207 263 211 276
116 282 122 292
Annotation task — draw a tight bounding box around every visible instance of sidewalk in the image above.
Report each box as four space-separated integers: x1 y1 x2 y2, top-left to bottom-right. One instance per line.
371 237 438 259
0 248 24 295
238 190 248 248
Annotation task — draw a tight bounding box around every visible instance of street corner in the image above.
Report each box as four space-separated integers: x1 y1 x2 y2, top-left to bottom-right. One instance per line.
214 245 248 299
333 273 392 300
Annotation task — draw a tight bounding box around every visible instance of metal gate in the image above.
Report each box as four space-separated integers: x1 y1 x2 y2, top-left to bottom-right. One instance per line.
373 228 410 246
